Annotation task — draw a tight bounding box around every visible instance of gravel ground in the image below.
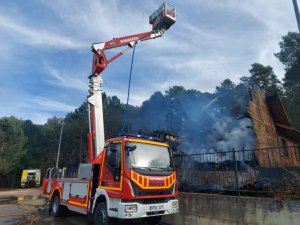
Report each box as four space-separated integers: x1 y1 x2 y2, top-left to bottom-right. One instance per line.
0 188 45 225
0 188 167 225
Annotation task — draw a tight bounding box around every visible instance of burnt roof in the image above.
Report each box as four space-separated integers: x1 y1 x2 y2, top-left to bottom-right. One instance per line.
266 93 291 127
277 127 300 143
266 93 300 142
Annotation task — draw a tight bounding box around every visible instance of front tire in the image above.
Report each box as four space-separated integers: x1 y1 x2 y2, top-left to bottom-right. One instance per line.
51 194 69 217
93 202 110 225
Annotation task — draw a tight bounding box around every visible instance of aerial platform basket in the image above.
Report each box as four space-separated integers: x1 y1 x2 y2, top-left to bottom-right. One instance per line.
149 2 176 31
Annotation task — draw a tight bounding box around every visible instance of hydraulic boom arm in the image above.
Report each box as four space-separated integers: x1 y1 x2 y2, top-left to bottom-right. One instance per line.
87 2 176 163
91 30 164 75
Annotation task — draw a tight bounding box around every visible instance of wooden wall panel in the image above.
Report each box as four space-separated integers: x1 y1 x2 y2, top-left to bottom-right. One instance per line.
248 89 278 167
249 89 300 167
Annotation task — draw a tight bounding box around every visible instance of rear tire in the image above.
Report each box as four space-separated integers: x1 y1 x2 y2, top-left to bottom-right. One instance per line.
93 202 110 225
51 194 69 217
144 215 163 225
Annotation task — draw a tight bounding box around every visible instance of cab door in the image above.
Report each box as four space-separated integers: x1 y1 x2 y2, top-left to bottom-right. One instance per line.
100 142 123 191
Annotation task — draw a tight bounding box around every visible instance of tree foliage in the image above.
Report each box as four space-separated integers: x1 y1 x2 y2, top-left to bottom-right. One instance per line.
215 79 250 117
275 32 300 129
0 117 26 176
248 63 282 96
275 32 300 70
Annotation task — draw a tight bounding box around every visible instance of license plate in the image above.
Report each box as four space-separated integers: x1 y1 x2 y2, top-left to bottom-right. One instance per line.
150 205 164 211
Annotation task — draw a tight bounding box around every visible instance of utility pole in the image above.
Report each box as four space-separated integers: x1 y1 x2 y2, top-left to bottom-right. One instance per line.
293 0 300 32
56 119 64 168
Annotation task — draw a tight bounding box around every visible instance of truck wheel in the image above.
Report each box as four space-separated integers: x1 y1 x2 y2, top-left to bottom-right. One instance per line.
144 215 162 225
51 195 69 217
93 202 110 225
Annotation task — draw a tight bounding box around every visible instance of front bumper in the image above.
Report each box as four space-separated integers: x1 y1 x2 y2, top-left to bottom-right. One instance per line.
117 199 179 219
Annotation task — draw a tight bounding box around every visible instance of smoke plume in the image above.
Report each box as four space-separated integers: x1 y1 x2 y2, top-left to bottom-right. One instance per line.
129 84 256 155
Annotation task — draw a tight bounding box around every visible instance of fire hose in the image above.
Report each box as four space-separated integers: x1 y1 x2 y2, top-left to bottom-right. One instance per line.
121 43 137 133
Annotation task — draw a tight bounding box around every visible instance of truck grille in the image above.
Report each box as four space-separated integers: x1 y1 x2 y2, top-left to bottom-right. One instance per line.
131 182 174 196
121 198 171 204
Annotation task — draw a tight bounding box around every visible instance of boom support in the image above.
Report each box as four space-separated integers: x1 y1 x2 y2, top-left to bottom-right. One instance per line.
87 2 176 162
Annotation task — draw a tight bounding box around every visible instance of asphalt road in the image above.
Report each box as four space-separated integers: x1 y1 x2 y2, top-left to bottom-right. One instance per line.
0 188 166 225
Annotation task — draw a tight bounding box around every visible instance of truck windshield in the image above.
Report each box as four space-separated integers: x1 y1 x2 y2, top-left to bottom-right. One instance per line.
125 142 172 170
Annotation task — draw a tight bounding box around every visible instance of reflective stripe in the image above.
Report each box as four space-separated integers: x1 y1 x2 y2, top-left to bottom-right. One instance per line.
131 170 176 190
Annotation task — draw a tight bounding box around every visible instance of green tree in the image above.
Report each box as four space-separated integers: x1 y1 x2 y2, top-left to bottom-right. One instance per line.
275 32 300 129
59 102 89 170
103 94 124 138
275 32 300 70
21 120 44 169
137 91 168 133
0 117 26 175
275 32 300 87
215 79 249 117
40 117 64 170
215 79 236 93
249 63 282 96
165 86 186 97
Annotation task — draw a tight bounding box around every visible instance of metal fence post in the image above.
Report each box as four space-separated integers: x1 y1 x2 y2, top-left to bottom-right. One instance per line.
232 148 240 197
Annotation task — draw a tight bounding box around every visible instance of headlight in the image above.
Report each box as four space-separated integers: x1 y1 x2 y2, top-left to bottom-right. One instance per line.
125 204 137 213
172 201 178 209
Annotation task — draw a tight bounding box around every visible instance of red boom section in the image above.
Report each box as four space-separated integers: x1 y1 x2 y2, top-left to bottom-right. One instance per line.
101 31 153 50
91 31 163 75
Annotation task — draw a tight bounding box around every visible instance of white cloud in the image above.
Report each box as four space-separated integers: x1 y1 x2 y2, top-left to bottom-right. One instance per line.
0 14 86 49
193 0 296 79
0 88 76 124
19 112 58 125
44 63 87 92
40 0 153 41
21 96 76 112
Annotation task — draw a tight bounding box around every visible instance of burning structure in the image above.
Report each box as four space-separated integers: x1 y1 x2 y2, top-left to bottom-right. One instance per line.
130 84 300 192
174 86 300 192
249 88 300 167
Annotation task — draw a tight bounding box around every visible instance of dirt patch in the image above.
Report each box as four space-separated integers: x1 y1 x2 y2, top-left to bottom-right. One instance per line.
0 188 46 225
0 188 166 225
0 188 41 197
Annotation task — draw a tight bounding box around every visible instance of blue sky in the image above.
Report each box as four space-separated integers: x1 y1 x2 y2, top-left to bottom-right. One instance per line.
0 0 298 124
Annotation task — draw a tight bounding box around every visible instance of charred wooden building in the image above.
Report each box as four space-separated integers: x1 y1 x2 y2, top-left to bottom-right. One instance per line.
249 88 300 167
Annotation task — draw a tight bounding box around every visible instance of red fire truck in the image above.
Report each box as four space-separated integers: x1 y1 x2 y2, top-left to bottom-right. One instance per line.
42 2 178 225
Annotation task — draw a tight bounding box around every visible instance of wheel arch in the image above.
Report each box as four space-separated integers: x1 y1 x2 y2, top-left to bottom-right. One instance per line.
93 194 107 213
49 189 60 214
92 189 109 214
50 188 61 201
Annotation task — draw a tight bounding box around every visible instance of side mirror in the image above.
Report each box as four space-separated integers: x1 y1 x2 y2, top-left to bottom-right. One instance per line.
125 143 137 152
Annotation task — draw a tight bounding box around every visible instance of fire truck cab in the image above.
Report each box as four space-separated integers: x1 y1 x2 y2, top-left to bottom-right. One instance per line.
42 135 178 224
21 169 41 188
